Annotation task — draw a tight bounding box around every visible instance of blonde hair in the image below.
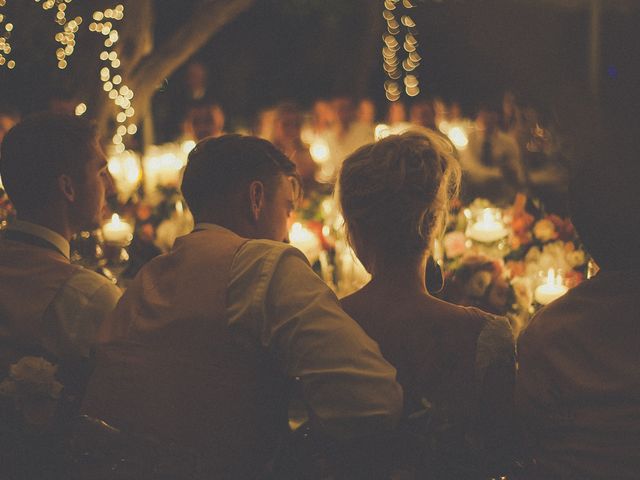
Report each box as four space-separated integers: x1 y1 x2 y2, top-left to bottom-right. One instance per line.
338 128 461 268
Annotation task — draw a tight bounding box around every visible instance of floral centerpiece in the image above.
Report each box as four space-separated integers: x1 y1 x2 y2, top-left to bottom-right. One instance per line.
440 194 588 333
0 356 64 431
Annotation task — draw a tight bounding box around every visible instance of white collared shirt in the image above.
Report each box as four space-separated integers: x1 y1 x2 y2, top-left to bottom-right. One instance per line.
194 223 403 438
9 219 71 259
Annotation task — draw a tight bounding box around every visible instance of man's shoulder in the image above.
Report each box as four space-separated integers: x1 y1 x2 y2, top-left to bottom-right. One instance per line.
64 267 121 299
233 239 308 273
518 287 589 351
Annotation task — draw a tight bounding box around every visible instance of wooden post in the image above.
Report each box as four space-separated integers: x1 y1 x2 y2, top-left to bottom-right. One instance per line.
589 0 602 97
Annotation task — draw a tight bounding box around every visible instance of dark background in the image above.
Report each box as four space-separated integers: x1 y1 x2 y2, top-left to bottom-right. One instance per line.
154 0 639 124
1 0 638 125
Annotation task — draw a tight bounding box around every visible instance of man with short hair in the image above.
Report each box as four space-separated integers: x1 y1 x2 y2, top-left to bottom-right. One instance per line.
82 134 403 478
0 112 122 397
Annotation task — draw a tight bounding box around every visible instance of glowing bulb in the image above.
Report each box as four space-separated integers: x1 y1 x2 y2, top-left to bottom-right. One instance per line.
310 139 330 164
75 102 87 116
448 126 468 149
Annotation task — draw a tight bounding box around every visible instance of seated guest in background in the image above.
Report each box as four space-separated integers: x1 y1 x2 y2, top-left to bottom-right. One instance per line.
82 135 402 478
0 114 121 419
324 96 374 180
410 99 437 130
271 102 317 190
338 130 516 477
0 107 20 146
462 103 526 203
356 98 376 127
181 99 226 142
516 121 640 479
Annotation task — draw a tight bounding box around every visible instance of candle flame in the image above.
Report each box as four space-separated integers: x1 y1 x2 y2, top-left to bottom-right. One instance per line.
110 213 121 225
546 268 564 287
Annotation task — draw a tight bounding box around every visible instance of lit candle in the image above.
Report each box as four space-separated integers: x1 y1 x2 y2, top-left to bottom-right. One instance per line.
289 222 321 264
447 125 469 150
102 213 133 246
534 268 568 305
466 208 508 243
309 139 330 165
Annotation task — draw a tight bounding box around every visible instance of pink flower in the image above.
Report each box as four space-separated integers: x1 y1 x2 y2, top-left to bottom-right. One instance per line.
444 231 467 258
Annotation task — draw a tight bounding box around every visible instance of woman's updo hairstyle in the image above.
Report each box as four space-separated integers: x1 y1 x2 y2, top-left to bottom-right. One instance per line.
338 128 461 269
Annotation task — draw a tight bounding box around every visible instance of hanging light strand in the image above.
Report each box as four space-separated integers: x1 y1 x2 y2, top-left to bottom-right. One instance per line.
1 0 81 70
88 4 136 153
382 0 422 101
0 0 16 69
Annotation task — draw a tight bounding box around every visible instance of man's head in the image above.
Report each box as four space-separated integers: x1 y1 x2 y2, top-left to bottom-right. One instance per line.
184 101 225 141
569 122 640 271
181 134 300 242
273 103 303 145
0 109 19 145
0 113 114 232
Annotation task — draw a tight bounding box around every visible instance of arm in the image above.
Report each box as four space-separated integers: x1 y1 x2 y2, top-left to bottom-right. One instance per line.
227 242 403 440
46 271 122 359
474 314 517 473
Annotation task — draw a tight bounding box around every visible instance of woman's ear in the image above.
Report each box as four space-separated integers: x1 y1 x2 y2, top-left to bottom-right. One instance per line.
57 174 76 202
248 180 265 222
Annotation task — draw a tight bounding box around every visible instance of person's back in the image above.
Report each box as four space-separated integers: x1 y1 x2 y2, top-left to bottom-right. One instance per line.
342 289 512 426
516 112 640 479
338 130 516 477
82 135 402 479
83 227 288 477
517 271 640 478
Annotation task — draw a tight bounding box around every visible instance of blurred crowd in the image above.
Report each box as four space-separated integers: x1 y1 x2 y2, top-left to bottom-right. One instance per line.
0 61 568 209
151 62 568 207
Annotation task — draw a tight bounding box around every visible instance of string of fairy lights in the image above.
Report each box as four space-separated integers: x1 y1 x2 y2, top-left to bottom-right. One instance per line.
0 0 15 69
0 0 80 70
0 2 135 153
88 4 136 153
383 0 422 102
48 0 82 70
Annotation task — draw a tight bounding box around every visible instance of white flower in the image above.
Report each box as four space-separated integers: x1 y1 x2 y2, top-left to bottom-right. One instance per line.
511 277 533 312
5 356 63 399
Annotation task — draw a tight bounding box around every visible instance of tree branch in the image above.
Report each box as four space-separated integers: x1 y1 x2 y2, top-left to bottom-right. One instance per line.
129 0 255 93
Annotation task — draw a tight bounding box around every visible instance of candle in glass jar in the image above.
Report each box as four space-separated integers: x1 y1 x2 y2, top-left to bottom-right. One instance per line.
466 208 508 243
102 213 133 246
534 268 568 305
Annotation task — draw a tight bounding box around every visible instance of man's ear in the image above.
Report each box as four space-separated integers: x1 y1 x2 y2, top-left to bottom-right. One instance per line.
57 174 76 202
248 180 265 222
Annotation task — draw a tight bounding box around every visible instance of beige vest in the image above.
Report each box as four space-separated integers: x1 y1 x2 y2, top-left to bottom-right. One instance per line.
0 239 80 366
82 228 288 478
